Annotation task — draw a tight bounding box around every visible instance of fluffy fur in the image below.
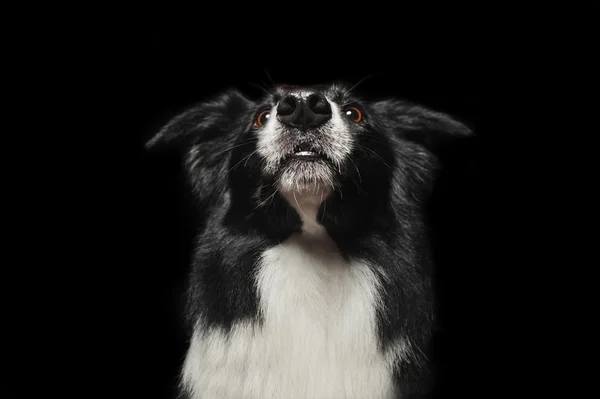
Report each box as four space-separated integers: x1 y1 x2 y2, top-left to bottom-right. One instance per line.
146 83 472 398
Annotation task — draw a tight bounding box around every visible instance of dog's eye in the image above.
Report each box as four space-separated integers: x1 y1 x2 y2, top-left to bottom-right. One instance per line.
255 110 271 127
344 106 363 123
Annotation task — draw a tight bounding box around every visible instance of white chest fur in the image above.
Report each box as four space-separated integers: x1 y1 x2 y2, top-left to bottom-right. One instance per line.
182 195 400 398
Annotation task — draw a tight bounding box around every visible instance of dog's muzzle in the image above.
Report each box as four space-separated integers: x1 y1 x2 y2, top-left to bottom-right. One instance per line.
277 91 332 130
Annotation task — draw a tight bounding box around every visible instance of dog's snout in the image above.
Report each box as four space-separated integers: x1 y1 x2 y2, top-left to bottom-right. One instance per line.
307 92 332 116
277 95 297 117
277 92 332 130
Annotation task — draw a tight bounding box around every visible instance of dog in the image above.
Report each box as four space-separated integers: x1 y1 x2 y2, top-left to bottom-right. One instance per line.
146 82 472 398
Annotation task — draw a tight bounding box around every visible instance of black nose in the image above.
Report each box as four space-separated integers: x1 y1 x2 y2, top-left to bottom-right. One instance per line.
276 92 332 130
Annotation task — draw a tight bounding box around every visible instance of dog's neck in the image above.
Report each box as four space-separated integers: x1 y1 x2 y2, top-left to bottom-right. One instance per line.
281 190 330 237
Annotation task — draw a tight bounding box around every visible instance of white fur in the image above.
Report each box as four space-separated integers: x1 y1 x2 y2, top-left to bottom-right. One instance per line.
182 196 404 398
256 97 354 177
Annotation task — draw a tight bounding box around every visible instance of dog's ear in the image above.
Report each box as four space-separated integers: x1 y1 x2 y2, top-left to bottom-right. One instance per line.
370 100 473 152
145 89 253 151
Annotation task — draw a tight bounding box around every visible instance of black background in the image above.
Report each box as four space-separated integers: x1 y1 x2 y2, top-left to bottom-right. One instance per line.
96 28 505 399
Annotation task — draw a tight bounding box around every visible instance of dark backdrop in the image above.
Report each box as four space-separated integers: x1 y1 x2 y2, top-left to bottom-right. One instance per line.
101 29 499 399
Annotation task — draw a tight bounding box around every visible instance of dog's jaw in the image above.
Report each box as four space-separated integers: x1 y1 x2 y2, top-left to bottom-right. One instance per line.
278 158 336 196
256 96 354 199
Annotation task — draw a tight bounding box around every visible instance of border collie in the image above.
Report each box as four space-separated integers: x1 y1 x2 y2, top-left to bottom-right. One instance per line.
146 83 472 398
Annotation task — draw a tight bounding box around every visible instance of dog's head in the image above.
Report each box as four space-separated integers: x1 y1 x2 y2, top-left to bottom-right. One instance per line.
146 83 472 239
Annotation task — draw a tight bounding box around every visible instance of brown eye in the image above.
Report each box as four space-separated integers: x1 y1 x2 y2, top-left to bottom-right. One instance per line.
344 106 363 123
256 110 271 127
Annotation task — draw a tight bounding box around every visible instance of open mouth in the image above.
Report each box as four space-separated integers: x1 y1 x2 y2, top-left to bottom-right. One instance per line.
289 145 327 161
277 143 336 193
292 150 322 160
294 150 317 156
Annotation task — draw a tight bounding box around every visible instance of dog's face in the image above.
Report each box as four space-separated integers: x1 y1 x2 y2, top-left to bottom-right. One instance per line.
147 82 471 239
253 85 364 196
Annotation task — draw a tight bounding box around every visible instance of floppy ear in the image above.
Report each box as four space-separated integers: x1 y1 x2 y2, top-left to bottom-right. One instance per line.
145 89 253 151
370 100 473 151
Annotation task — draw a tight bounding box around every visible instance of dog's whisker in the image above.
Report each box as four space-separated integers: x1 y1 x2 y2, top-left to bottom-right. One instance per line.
348 156 362 184
292 191 309 221
254 189 278 210
263 68 276 87
211 141 257 158
248 81 272 96
343 75 373 97
358 144 392 169
320 190 329 223
356 134 389 146
228 150 257 173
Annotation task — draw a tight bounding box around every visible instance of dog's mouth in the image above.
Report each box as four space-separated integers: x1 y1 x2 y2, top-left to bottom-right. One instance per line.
293 150 318 158
275 142 336 193
284 144 329 163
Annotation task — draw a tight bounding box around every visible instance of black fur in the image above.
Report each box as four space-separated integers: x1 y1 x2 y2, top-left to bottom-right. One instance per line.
147 83 472 398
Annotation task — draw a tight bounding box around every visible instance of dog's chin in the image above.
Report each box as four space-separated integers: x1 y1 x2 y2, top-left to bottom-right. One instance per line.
277 157 335 198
